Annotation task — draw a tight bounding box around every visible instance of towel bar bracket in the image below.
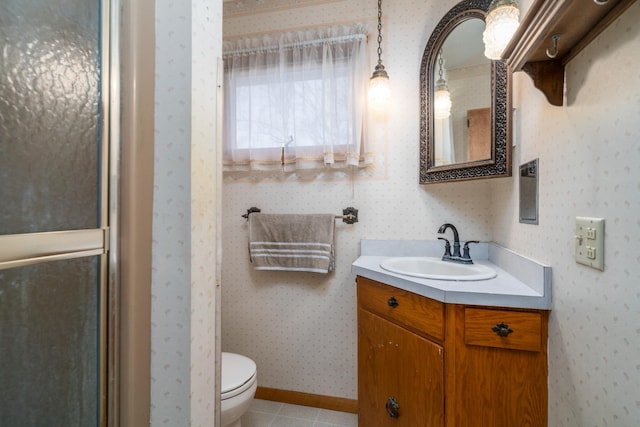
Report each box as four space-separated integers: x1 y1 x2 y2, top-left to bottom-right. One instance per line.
242 206 358 224
342 207 359 224
242 207 262 220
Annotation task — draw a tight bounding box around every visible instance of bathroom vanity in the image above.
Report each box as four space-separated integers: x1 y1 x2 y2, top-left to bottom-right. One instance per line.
352 240 551 427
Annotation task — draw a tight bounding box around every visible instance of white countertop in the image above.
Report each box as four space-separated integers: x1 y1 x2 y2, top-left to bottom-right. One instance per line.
351 240 552 310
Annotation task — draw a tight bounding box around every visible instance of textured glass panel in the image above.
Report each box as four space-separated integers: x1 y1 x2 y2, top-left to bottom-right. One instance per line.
0 256 99 426
0 0 101 234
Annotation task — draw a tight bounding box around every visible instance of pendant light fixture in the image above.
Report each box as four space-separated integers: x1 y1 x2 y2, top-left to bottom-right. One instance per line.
482 0 520 60
369 0 390 113
433 50 451 120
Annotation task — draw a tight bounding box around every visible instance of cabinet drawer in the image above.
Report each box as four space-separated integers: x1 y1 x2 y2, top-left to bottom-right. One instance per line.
357 277 444 341
464 307 543 352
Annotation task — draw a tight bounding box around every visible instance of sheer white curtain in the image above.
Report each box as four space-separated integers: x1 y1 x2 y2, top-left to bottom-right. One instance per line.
434 117 455 166
223 24 372 172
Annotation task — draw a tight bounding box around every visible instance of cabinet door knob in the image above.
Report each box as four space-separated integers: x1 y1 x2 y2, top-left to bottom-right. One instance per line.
387 297 399 308
492 322 514 337
385 396 400 418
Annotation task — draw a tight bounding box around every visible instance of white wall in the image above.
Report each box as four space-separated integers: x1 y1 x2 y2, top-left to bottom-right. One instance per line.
222 0 640 425
448 65 492 162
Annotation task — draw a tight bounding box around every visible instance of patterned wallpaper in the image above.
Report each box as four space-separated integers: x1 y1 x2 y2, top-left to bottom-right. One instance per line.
222 0 494 400
221 1 640 426
189 1 222 425
491 4 640 425
223 0 347 18
152 0 222 425
152 0 192 424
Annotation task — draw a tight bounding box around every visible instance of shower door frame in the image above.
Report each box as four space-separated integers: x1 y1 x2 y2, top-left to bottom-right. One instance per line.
0 0 120 425
105 0 121 424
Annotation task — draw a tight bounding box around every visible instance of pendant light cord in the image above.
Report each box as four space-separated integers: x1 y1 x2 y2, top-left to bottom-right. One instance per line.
370 0 388 79
438 49 444 80
376 0 383 67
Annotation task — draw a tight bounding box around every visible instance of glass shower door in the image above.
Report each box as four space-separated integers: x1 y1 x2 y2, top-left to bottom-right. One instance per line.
0 0 111 425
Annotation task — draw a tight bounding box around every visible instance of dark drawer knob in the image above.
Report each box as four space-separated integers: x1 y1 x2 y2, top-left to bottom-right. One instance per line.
492 322 514 337
387 297 399 308
385 396 400 418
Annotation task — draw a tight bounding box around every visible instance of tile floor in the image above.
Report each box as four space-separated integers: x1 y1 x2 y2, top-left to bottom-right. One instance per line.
240 399 358 427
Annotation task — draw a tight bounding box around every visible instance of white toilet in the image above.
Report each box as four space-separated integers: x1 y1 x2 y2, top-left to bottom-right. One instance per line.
221 352 257 427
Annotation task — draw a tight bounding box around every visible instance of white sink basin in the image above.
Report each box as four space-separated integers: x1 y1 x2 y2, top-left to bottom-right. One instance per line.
380 257 497 281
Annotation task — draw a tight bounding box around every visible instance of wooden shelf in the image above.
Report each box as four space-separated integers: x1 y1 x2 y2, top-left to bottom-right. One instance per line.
503 0 636 105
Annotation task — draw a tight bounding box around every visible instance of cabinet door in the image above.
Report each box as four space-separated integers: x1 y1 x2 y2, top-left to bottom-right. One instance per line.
449 306 548 427
358 309 444 427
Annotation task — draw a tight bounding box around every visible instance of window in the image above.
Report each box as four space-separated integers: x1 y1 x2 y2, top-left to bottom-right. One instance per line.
223 24 372 173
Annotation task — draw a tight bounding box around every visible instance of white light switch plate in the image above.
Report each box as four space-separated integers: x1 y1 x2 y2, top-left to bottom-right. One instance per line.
575 217 605 271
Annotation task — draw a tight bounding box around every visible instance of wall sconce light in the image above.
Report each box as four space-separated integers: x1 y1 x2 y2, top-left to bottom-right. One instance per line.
482 0 520 60
369 0 390 113
434 50 451 120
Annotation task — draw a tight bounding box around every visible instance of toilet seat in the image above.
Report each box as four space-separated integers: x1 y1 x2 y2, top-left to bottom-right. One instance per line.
221 352 257 400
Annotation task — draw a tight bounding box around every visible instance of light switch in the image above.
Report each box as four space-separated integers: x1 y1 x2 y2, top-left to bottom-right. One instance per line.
575 217 604 270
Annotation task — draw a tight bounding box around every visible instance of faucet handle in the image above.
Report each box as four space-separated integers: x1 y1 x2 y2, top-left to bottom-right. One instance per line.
438 237 451 256
462 240 479 259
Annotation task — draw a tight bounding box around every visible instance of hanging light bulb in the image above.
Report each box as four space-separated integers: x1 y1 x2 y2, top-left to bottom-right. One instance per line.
482 0 520 60
369 0 390 114
434 50 451 120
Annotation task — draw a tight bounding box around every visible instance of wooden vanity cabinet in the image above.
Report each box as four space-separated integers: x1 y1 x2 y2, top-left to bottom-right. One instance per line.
358 278 445 426
357 276 549 427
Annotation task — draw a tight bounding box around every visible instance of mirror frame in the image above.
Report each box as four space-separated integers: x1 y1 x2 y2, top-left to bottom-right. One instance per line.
419 0 511 184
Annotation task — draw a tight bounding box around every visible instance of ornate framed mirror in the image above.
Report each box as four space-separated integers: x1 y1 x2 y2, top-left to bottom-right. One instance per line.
419 0 511 184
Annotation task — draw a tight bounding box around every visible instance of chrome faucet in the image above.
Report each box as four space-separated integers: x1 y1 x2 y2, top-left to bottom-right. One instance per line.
437 223 478 264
